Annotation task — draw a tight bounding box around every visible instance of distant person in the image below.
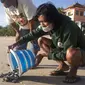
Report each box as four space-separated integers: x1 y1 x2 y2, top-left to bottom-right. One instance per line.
8 2 85 83
0 0 39 53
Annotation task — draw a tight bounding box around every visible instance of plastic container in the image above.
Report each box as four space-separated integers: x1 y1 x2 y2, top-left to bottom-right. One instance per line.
8 49 35 76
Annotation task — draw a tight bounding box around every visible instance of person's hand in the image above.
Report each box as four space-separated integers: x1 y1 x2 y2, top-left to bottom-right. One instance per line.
7 45 13 53
7 44 15 53
8 45 14 49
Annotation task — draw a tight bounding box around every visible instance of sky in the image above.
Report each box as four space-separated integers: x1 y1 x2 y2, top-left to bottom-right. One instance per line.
0 0 85 27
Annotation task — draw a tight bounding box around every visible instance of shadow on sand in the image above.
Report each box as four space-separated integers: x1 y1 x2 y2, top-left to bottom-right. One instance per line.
34 65 58 69
17 65 85 85
18 75 85 85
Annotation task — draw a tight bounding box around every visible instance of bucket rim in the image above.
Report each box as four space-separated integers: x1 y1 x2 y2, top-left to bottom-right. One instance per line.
9 49 22 76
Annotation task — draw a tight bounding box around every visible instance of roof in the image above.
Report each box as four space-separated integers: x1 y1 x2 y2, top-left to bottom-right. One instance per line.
65 3 85 9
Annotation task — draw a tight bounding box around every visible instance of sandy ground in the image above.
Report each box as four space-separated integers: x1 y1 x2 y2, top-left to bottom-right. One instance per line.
0 37 85 85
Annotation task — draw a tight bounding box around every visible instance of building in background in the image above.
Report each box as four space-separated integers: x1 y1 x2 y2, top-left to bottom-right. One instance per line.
64 3 85 33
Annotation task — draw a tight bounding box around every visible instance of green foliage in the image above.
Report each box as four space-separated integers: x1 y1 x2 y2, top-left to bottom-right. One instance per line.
57 7 64 14
0 25 16 36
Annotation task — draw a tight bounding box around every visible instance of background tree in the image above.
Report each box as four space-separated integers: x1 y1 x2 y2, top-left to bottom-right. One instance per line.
0 25 15 36
57 7 64 14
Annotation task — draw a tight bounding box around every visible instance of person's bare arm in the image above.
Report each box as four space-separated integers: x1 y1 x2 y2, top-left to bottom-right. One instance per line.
10 22 19 33
10 22 20 41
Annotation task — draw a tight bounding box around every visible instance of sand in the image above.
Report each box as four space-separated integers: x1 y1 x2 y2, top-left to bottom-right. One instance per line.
0 37 85 85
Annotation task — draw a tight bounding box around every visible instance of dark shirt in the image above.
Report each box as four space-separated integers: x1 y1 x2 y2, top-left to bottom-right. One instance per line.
17 16 85 60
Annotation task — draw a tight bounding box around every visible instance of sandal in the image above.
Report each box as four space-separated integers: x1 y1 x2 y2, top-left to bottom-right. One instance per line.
50 70 68 76
63 76 81 83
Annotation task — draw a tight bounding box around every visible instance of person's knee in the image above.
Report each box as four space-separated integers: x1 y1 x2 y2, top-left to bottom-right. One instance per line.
38 37 50 47
66 48 81 65
38 37 44 46
38 37 42 46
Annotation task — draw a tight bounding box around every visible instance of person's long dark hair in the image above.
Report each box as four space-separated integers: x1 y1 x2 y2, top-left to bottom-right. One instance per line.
34 2 63 28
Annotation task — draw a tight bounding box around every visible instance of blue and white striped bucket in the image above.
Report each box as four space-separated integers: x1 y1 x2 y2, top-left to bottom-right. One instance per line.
8 49 35 76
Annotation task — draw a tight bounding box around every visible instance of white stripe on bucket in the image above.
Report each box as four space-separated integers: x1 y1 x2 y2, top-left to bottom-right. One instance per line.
25 50 33 68
19 51 28 70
